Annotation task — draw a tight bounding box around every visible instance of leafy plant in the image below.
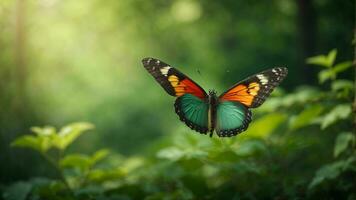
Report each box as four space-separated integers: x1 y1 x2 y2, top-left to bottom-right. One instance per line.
304 50 356 198
307 49 353 83
8 123 110 198
3 49 356 200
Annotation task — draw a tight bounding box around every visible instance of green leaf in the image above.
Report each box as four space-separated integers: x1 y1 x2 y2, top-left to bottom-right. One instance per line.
318 69 335 83
307 49 337 68
327 49 337 67
30 126 56 136
120 156 145 173
54 122 94 150
344 155 356 170
279 87 321 107
2 182 32 200
157 147 185 161
331 79 354 92
318 61 352 84
87 168 126 183
233 140 267 156
309 157 356 190
289 105 324 130
11 135 51 153
309 160 344 189
307 55 329 67
90 149 110 165
334 132 355 157
12 123 94 153
320 104 351 129
185 149 208 160
243 113 287 138
332 61 353 74
59 154 91 171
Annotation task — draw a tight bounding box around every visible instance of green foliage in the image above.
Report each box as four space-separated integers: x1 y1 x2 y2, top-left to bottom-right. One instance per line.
2 182 32 200
11 135 51 153
308 157 356 189
307 49 337 68
11 122 94 153
304 51 356 198
244 113 287 138
289 104 323 130
8 123 98 199
319 104 351 129
4 50 356 199
334 132 355 158
54 123 95 150
307 49 353 83
60 149 110 172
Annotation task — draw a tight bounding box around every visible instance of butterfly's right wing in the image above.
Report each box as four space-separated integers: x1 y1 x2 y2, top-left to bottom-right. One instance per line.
215 67 287 137
142 58 209 134
215 101 252 137
219 67 288 108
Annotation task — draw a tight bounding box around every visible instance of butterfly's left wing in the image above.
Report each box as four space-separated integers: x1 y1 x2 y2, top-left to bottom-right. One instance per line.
142 57 207 99
142 57 209 134
219 67 288 108
215 67 288 137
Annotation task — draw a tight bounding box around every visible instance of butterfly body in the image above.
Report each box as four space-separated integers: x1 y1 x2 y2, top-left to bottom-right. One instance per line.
142 57 287 137
207 90 218 136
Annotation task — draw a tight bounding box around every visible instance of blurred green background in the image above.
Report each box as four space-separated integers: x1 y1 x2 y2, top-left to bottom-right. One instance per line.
0 0 355 199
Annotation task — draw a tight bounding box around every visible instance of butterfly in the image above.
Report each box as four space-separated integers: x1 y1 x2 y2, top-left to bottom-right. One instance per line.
142 57 288 137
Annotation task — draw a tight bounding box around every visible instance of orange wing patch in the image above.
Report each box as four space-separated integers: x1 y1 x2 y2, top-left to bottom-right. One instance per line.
168 75 206 99
220 82 260 106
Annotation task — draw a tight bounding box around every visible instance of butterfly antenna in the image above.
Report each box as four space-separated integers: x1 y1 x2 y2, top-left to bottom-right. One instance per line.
196 69 209 89
196 69 204 79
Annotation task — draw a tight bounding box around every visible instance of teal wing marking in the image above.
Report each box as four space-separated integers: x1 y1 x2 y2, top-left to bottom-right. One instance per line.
174 94 209 134
216 101 252 137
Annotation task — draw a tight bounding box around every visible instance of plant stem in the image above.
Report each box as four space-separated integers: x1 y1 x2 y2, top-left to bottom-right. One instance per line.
41 152 74 194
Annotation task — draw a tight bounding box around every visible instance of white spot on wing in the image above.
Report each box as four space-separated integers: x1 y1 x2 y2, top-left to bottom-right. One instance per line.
257 74 268 85
160 66 171 76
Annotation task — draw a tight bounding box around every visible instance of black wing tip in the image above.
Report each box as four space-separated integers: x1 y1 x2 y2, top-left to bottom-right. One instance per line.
142 57 168 68
142 57 155 65
271 66 288 70
273 67 288 75
269 67 288 81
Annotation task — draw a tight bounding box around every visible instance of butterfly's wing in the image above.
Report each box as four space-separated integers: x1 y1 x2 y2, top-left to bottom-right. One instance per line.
215 67 288 137
215 101 252 137
219 67 288 108
142 57 209 134
175 94 209 133
142 57 207 99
